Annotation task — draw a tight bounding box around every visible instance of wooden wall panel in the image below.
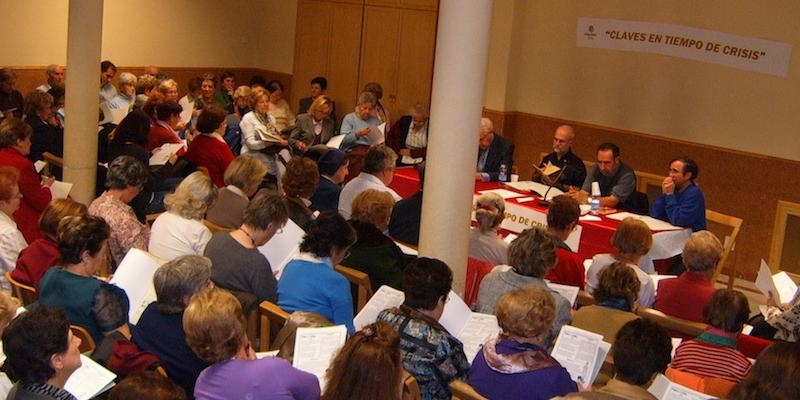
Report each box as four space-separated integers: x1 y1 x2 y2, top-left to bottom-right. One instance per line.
485 109 800 281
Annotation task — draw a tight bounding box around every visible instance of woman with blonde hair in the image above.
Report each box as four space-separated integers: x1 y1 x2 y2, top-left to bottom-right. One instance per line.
468 192 508 266
321 321 404 400
586 217 655 307
149 171 217 260
469 286 577 399
341 189 409 291
13 198 87 290
289 95 336 153
185 288 319 400
240 87 290 188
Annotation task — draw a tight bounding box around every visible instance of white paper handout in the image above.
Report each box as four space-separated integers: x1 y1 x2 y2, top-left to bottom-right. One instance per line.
606 212 685 231
504 181 565 201
394 241 418 256
551 325 611 387
547 282 580 307
110 248 165 324
326 134 345 149
49 180 73 200
258 219 304 278
354 285 406 330
647 373 715 400
367 122 386 145
34 160 47 173
149 142 186 166
401 155 423 165
64 354 117 400
756 259 798 304
293 325 348 392
477 188 526 200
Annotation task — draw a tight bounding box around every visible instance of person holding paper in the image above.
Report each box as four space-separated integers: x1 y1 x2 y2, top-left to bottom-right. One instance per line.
650 157 707 232
132 255 214 397
572 262 641 345
555 319 672 400
475 117 515 182
289 95 336 154
385 102 429 165
322 321 405 400
586 217 656 308
149 172 217 260
206 155 267 229
545 195 586 289
0 167 27 292
340 91 382 150
468 192 509 266
3 307 82 400
752 286 800 342
378 257 470 400
653 231 722 323
38 215 127 343
205 192 288 303
568 142 636 210
469 286 578 400
671 289 752 383
146 100 184 153
476 226 572 348
0 117 54 243
240 87 290 188
278 212 357 333
13 198 86 290
338 144 401 219
727 342 800 400
534 125 586 190
185 289 320 400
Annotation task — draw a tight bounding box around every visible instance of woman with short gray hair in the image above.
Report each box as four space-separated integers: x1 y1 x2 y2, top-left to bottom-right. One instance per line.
131 255 214 397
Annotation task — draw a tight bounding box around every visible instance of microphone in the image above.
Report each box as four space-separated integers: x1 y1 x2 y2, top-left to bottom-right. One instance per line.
539 163 568 207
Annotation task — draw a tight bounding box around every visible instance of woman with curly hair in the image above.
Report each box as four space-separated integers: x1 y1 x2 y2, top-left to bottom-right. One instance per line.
468 192 508 266
469 286 577 399
185 288 319 400
281 157 320 230
572 261 641 344
149 171 217 260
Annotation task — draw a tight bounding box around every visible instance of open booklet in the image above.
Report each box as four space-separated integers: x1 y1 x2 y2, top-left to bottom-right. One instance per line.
109 249 165 324
258 218 304 278
64 354 117 400
353 285 500 364
533 161 561 177
755 259 798 304
647 373 715 400
503 181 565 201
49 180 73 200
550 325 611 388
547 282 580 307
293 325 348 392
367 122 386 145
149 142 186 166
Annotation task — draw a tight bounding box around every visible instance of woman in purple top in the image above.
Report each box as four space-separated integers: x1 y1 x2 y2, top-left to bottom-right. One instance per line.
468 285 577 400
184 288 320 400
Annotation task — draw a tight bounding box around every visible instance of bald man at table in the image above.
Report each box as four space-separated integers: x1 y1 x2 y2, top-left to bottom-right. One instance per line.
534 125 587 190
567 142 636 209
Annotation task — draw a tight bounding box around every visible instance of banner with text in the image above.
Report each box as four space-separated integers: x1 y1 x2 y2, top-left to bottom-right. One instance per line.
576 17 792 77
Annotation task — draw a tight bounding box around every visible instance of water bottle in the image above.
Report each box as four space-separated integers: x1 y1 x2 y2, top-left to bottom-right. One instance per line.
590 194 600 215
498 164 507 182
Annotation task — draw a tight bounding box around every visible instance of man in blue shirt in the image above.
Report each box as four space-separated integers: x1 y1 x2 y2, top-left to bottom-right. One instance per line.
651 157 706 231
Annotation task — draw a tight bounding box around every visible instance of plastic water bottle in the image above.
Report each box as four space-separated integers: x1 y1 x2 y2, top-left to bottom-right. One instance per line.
498 164 507 182
590 194 600 215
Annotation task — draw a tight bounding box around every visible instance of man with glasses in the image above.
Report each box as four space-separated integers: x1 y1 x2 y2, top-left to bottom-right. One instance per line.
534 125 586 189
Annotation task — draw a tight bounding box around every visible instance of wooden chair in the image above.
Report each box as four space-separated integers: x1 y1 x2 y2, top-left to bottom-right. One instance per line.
6 272 37 305
258 300 290 352
203 219 233 234
145 212 162 227
576 290 596 308
402 372 421 400
705 209 743 288
334 264 373 312
70 325 96 354
635 307 707 338
42 151 64 169
449 380 488 400
635 170 665 211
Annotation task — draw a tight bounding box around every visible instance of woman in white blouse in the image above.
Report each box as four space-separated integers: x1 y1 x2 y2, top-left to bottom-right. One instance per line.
0 167 26 292
149 171 217 260
240 87 290 188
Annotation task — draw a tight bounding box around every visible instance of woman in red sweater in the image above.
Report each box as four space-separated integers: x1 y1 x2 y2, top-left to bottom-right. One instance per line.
185 105 235 187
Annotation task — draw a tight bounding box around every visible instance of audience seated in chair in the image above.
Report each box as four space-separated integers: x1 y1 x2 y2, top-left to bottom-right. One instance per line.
0 167 28 292
727 341 800 400
545 195 586 289
469 286 578 400
388 162 425 246
0 291 21 398
309 148 349 213
572 261 641 345
184 104 235 187
476 226 572 348
205 154 267 229
131 255 214 398
272 311 332 363
282 157 320 230
468 192 508 266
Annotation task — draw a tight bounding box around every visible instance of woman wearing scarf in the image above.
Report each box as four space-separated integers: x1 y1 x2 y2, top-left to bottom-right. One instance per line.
572 261 641 345
240 87 290 188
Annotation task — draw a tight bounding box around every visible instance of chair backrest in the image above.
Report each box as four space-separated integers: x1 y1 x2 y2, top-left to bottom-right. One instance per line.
665 367 736 398
42 151 64 169
203 219 234 234
705 209 743 288
635 170 665 211
334 264 373 312
449 380 488 400
258 300 290 352
70 325 96 354
145 212 162 227
464 257 495 308
402 371 421 400
5 272 37 305
576 290 596 308
635 307 707 338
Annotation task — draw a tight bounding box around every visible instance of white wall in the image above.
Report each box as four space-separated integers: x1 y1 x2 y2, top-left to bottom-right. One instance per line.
485 0 800 161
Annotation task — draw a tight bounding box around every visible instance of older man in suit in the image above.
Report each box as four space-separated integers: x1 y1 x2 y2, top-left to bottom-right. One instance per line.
475 117 514 182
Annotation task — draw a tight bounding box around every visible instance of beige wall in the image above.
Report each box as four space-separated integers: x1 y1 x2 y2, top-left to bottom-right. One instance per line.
0 0 297 73
485 0 800 161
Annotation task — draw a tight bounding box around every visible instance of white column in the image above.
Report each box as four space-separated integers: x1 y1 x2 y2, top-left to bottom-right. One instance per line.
64 0 104 204
418 0 493 295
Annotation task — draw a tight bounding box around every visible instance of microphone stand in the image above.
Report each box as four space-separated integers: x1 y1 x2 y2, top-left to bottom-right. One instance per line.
538 164 568 207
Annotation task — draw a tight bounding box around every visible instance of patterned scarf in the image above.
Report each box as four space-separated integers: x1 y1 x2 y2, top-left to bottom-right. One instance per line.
481 339 560 374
